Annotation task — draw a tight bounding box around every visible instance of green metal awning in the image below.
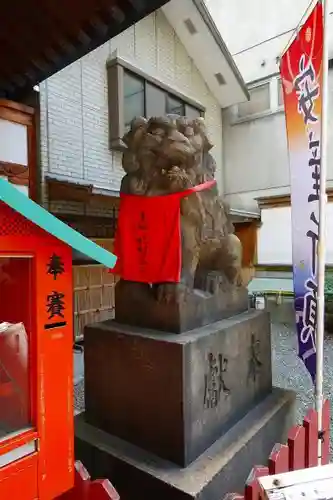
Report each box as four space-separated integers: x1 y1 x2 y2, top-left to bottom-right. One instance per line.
0 179 117 268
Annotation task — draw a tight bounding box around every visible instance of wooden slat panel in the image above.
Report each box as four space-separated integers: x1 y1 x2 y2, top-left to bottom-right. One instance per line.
73 264 118 341
57 215 118 240
48 180 92 203
268 443 290 474
287 425 306 471
244 465 269 500
223 402 331 498
91 239 115 254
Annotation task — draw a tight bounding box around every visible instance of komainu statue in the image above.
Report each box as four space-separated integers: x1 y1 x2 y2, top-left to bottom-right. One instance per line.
113 115 248 333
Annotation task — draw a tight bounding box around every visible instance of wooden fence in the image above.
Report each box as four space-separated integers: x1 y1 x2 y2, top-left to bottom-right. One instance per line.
61 401 330 499
224 399 330 499
73 265 118 342
58 461 119 499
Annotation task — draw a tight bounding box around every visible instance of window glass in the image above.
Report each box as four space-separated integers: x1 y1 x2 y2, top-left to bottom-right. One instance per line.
237 83 270 118
145 83 166 118
123 71 145 131
120 68 202 134
185 104 202 119
0 257 33 441
278 78 284 107
166 94 185 116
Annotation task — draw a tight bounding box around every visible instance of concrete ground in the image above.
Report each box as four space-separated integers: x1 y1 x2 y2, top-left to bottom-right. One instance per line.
74 348 84 386
271 321 333 457
73 347 85 414
73 303 333 453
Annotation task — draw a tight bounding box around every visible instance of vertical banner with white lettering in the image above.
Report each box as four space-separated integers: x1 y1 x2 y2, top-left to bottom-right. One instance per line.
280 1 323 383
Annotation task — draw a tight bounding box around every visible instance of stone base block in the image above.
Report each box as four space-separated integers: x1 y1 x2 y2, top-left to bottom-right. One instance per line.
75 388 296 500
84 310 272 467
115 279 249 333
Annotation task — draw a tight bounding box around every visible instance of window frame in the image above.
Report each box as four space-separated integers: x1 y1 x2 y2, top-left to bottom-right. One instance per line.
106 55 205 151
166 94 186 116
277 76 284 109
236 81 271 120
0 254 37 465
230 75 284 125
123 69 146 132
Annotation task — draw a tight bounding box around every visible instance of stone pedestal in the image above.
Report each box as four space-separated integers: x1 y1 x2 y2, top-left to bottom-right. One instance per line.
75 388 295 499
115 279 249 333
84 310 272 466
77 310 296 498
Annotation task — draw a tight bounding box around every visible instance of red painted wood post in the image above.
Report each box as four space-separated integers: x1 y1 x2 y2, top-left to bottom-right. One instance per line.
57 461 120 500
74 461 90 488
222 401 330 499
244 465 269 500
321 399 330 465
268 444 289 475
287 425 305 471
87 480 120 500
303 408 318 468
58 461 90 499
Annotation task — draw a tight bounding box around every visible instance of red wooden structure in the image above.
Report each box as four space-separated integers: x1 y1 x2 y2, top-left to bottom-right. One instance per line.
59 462 119 500
0 202 73 499
223 399 330 499
0 201 116 499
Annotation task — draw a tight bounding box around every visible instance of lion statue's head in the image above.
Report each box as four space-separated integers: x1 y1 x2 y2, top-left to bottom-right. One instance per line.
120 115 233 238
121 115 214 185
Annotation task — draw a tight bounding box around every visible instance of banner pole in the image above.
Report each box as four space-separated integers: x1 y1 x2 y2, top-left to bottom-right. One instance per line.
316 0 329 466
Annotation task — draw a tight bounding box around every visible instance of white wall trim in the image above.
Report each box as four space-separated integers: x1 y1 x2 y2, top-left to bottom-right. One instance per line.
108 51 206 112
231 107 284 126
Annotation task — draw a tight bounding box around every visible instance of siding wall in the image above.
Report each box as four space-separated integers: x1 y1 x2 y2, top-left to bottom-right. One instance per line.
39 10 223 216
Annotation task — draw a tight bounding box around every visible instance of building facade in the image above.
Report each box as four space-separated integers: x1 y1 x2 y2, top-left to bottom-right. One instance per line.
206 0 333 267
39 0 247 226
37 0 248 335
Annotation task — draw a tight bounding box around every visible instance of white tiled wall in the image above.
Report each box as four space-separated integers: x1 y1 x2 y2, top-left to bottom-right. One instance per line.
40 11 223 213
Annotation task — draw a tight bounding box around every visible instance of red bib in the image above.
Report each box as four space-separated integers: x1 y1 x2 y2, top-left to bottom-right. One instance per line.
111 180 216 283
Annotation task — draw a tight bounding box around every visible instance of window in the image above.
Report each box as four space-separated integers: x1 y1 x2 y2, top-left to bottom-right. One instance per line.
123 72 145 131
146 83 166 118
122 69 200 133
107 58 204 150
166 95 185 116
237 83 270 119
278 78 284 107
232 77 285 123
0 257 33 441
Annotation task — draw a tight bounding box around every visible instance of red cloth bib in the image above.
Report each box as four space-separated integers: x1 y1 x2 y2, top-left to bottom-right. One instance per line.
111 180 216 283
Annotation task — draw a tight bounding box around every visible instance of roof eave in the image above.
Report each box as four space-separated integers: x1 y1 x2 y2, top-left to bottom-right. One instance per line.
192 0 250 101
0 179 117 269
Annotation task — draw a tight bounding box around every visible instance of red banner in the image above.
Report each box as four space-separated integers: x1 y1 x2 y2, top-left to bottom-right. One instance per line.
280 1 323 383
